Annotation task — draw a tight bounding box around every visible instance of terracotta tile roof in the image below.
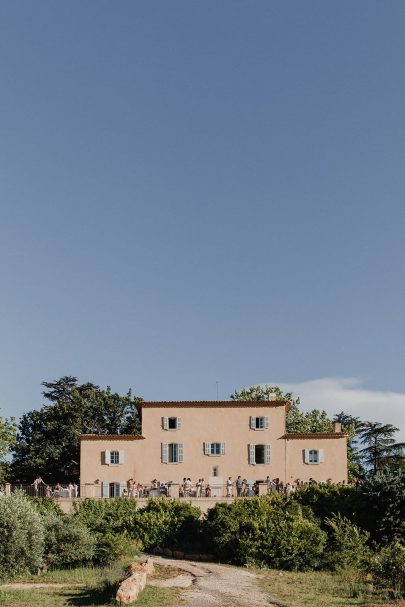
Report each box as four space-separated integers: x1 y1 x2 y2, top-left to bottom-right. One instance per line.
283 432 348 439
140 400 287 408
79 434 145 441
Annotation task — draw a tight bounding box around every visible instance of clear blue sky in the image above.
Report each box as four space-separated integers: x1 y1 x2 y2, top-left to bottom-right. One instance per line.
1 1 404 421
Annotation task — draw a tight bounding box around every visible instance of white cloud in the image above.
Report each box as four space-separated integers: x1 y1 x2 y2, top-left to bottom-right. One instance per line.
274 377 405 441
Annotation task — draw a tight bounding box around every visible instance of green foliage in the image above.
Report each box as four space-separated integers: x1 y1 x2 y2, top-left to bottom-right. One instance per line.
92 532 133 566
359 468 405 544
135 498 201 550
73 497 138 535
229 384 333 433
292 483 361 528
203 496 327 570
43 515 96 568
324 513 370 570
366 541 405 598
0 491 45 580
29 497 64 517
358 422 405 474
0 414 17 483
11 376 142 483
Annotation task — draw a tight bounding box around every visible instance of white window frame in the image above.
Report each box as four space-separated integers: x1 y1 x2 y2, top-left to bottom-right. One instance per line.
110 450 119 465
249 444 271 465
304 448 324 464
204 442 226 456
162 416 182 431
250 416 269 430
162 442 183 464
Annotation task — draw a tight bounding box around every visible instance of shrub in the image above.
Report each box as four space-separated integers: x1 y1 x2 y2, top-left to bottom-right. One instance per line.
293 484 361 528
43 515 96 568
203 496 327 570
93 532 133 566
366 542 405 598
30 497 64 517
73 497 138 535
359 469 405 544
324 513 371 570
0 491 45 580
135 499 201 550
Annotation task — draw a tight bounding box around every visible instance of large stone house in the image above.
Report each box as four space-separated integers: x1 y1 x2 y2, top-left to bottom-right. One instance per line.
80 399 348 497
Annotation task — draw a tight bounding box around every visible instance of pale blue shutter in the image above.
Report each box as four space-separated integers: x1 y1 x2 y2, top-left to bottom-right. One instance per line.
104 450 110 465
118 450 125 464
265 444 271 464
264 416 269 429
220 442 226 455
178 443 184 463
318 449 324 463
162 417 169 430
176 417 182 430
304 449 310 463
102 482 110 498
249 444 256 464
250 416 256 430
161 443 169 463
204 442 211 455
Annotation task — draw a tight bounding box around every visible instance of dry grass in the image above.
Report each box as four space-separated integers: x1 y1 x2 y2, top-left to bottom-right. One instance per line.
0 557 180 607
258 568 398 607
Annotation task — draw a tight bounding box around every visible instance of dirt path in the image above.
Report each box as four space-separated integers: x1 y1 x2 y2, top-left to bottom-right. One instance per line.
151 557 276 607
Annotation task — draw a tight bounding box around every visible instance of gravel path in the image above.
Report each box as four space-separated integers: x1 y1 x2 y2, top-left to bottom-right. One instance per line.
151 557 276 607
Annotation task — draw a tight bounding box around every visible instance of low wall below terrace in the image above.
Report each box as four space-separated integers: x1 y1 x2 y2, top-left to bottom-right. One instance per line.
54 496 241 514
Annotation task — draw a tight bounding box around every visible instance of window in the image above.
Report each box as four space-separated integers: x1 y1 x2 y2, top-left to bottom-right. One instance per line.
250 416 269 430
169 443 178 463
309 450 318 463
204 442 226 456
304 449 324 464
162 416 182 430
110 451 119 464
161 443 183 463
104 450 124 465
249 444 271 464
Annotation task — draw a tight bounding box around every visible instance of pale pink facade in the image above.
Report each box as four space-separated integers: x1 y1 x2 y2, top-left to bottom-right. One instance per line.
80 401 348 496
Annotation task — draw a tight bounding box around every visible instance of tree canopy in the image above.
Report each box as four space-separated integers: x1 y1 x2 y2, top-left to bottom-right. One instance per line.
11 377 142 484
0 414 17 483
230 384 333 433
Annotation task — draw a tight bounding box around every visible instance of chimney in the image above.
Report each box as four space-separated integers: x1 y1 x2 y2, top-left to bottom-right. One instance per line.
333 421 342 433
267 393 277 401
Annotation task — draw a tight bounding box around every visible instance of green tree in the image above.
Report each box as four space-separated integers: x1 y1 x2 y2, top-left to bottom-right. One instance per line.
230 385 332 432
11 377 142 484
358 421 405 475
0 414 17 483
333 411 365 480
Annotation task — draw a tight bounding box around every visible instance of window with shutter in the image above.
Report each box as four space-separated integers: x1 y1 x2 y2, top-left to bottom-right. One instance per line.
304 449 320 464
